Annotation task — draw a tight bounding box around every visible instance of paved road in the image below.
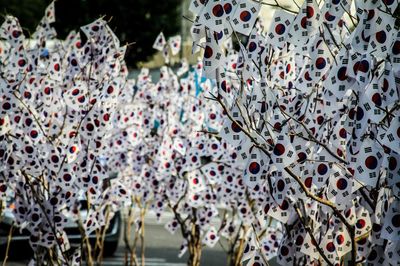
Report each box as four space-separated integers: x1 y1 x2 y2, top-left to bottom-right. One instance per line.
1 211 227 266
102 222 227 266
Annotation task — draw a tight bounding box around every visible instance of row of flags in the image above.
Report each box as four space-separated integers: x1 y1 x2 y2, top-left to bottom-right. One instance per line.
104 63 268 254
153 32 182 63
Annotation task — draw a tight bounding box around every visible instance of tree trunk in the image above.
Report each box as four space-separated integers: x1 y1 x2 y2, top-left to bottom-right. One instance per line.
187 223 202 266
187 239 202 266
140 207 146 266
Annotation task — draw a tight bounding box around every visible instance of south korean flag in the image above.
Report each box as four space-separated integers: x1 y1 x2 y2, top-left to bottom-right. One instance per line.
391 31 400 72
191 23 206 44
287 0 321 47
320 0 350 29
202 30 225 78
354 203 372 238
202 226 220 248
152 32 167 51
367 10 396 58
276 235 295 265
32 1 57 40
333 225 352 258
299 231 319 260
347 9 372 54
168 35 181 56
230 0 261 36
201 162 222 185
313 152 332 189
0 16 25 47
378 61 399 107
241 231 259 262
267 10 295 49
267 197 292 224
165 219 180 234
382 149 400 190
380 0 400 13
327 165 353 209
330 113 349 153
351 138 384 187
271 134 296 171
189 0 209 16
237 200 256 225
243 147 268 188
374 188 391 225
219 105 247 146
385 240 400 266
246 27 264 61
45 1 56 23
294 57 314 94
308 35 333 81
212 19 234 44
320 227 340 264
381 116 400 155
187 169 207 193
198 0 238 32
364 79 386 123
272 171 291 206
323 49 355 101
381 199 400 242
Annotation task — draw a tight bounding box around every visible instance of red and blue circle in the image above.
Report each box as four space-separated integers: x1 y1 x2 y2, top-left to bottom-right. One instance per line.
356 106 364 121
212 4 224 17
336 178 348 190
317 163 328 175
326 242 335 252
277 179 285 191
337 66 347 81
376 30 387 44
392 41 400 55
315 57 326 70
248 162 260 175
248 41 257 52
365 156 378 170
240 11 251 22
306 6 314 18
231 120 243 133
371 93 382 106
204 46 213 59
224 3 233 14
301 16 307 29
273 144 286 156
325 12 335 22
275 23 286 35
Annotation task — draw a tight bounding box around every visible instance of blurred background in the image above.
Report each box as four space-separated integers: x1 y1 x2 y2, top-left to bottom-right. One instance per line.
0 0 294 69
0 0 182 68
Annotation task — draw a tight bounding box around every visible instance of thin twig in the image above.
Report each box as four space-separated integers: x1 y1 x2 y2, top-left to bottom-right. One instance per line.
2 223 14 266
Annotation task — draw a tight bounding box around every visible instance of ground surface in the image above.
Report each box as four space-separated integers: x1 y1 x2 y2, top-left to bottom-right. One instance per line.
0 211 227 266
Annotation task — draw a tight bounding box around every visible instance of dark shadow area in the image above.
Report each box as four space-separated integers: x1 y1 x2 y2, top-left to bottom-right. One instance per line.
131 246 227 265
0 0 182 67
0 241 32 261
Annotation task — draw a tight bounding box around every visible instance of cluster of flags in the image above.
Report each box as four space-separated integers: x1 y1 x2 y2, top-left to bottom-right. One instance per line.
187 0 400 265
104 58 283 256
1 0 400 265
0 2 134 264
152 32 182 64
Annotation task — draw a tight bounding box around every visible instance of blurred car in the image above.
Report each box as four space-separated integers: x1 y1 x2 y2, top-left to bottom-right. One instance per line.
0 174 121 257
0 201 121 257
